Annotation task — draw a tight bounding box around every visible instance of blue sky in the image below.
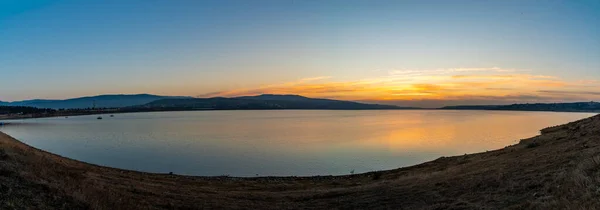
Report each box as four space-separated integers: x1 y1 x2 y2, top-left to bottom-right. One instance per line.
1 0 599 106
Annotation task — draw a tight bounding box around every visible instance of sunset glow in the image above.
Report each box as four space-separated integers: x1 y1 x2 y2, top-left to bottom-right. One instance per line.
1 1 599 107
200 67 600 107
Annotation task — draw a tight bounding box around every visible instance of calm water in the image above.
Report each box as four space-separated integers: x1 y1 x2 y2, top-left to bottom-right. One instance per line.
0 110 594 176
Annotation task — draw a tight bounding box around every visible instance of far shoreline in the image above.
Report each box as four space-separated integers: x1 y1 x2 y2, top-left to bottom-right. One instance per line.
2 107 598 122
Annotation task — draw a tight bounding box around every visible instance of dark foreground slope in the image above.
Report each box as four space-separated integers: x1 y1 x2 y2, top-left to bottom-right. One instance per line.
1 115 600 209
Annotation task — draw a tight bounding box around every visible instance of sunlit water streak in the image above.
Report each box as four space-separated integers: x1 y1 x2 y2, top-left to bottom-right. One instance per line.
0 110 594 176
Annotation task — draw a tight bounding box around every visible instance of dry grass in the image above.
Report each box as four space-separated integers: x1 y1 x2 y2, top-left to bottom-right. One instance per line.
1 114 600 209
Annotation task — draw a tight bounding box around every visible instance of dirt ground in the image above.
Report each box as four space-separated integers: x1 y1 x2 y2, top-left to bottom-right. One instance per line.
1 115 599 209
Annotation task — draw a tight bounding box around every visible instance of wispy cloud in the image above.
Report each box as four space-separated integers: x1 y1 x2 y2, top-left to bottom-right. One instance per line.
538 90 600 96
198 67 600 107
198 76 333 98
299 76 331 82
388 67 519 76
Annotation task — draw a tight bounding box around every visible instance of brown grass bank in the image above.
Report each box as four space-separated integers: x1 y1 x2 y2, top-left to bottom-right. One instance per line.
1 115 600 209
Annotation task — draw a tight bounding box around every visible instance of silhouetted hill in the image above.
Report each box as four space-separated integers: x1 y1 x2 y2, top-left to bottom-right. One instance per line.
141 94 414 110
2 94 191 109
441 102 600 112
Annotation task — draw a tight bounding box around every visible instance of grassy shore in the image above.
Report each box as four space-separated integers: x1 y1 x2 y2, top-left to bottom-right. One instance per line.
1 115 600 209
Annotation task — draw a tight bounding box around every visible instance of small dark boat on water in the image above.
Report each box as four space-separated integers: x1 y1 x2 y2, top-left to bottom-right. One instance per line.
110 115 114 117
97 116 103 120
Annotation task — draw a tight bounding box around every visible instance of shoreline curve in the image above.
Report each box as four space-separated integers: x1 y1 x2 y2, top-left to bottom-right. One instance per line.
1 114 599 209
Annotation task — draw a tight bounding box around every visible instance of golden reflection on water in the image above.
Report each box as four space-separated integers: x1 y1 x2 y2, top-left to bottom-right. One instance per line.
0 110 595 176
364 111 594 153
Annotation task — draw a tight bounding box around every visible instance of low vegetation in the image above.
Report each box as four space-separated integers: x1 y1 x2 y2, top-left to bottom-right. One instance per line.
0 106 55 115
1 115 600 209
442 101 600 112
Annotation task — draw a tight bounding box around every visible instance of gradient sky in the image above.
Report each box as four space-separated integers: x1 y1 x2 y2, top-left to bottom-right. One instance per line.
1 0 599 107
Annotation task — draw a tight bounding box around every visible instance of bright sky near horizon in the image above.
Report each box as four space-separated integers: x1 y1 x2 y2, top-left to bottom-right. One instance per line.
1 0 599 107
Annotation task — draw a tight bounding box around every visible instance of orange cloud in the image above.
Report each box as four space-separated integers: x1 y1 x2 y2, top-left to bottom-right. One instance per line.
198 68 600 106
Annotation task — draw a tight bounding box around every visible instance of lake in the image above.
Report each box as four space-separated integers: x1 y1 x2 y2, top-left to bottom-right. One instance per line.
0 110 594 176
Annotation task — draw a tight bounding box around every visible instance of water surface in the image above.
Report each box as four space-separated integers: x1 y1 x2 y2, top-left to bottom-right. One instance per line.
0 110 594 176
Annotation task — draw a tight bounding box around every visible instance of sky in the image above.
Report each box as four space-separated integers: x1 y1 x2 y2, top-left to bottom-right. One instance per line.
1 0 599 107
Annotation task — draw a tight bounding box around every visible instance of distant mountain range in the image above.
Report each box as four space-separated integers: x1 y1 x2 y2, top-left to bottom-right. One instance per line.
0 94 413 110
2 93 599 112
0 94 190 109
138 94 413 110
441 102 600 112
